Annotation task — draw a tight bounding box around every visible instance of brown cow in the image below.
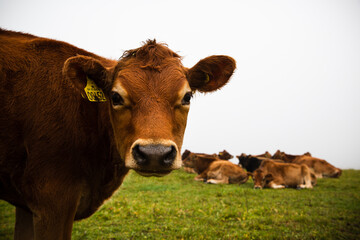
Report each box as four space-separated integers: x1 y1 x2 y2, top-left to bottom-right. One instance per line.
251 160 314 189
0 29 236 239
272 150 312 163
196 160 249 184
182 153 220 179
292 156 342 178
181 149 229 174
181 150 197 173
218 150 233 160
181 149 192 160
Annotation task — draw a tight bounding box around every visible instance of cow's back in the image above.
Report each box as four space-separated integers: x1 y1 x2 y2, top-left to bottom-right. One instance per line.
0 29 96 165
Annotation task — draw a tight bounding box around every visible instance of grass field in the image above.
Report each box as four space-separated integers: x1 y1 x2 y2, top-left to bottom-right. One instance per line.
1 169 360 239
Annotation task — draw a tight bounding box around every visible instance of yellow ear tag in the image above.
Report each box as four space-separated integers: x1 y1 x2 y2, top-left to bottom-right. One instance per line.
204 73 210 83
83 76 107 102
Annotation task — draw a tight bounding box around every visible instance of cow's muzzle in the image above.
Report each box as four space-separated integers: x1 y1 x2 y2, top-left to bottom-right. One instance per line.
129 139 180 176
331 169 342 178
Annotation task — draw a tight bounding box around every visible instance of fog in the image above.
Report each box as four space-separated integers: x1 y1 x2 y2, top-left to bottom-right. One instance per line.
1 0 359 169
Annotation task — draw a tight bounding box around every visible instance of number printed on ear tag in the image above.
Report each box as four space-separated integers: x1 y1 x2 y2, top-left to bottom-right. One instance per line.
84 77 107 102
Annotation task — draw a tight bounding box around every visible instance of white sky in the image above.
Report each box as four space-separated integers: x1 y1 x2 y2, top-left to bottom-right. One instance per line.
1 0 359 169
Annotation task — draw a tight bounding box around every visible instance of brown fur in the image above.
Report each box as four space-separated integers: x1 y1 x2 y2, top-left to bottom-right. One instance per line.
182 153 220 176
272 150 312 163
181 150 221 174
181 149 192 160
253 151 272 158
292 156 342 178
0 29 236 239
197 160 249 184
218 150 233 160
251 160 314 189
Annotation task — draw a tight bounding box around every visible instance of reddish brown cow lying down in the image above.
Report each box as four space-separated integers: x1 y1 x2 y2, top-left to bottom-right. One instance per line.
195 160 249 184
181 150 197 173
182 153 220 177
293 156 342 178
0 29 236 240
181 149 233 174
251 160 315 189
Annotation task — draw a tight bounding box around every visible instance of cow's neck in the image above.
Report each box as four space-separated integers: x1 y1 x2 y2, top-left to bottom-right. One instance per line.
73 101 129 220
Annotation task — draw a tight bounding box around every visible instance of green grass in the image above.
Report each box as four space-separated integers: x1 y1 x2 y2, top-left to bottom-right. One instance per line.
1 169 360 239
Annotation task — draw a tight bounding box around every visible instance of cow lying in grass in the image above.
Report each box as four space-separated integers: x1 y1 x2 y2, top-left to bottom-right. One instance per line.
250 160 316 189
272 150 341 178
182 153 248 184
293 157 342 178
182 153 220 178
181 149 233 174
195 160 249 184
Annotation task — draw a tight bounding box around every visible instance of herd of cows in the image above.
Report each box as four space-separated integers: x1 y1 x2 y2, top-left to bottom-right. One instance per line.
181 149 342 189
0 28 341 239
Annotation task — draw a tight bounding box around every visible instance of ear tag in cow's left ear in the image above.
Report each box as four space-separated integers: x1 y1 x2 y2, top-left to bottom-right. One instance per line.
204 73 210 83
83 76 107 102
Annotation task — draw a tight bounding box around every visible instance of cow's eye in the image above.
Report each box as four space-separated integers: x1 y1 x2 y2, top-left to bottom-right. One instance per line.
111 91 124 106
181 92 192 105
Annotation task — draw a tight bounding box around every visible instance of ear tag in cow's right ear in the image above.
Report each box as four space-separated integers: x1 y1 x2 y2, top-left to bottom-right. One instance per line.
84 77 107 102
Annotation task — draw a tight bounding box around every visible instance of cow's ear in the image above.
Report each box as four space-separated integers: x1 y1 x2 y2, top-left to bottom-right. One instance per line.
63 55 111 94
187 55 236 92
264 173 274 182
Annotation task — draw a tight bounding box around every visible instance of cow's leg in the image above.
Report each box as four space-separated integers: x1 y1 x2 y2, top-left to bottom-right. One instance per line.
206 176 229 184
315 173 323 178
300 165 313 189
183 167 196 174
14 207 34 240
268 181 285 189
27 179 81 240
32 199 79 240
194 171 208 181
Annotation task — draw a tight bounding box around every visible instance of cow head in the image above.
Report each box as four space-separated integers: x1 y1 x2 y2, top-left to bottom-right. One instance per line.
319 161 342 178
262 151 272 158
181 149 192 160
182 153 219 174
252 169 271 189
182 152 196 169
63 40 236 177
236 153 247 166
218 150 233 160
272 150 285 160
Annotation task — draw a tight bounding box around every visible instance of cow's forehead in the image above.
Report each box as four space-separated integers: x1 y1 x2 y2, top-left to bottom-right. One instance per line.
112 40 191 103
113 64 189 103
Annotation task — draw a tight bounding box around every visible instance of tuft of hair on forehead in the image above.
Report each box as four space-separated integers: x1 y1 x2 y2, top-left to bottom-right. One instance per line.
119 39 182 71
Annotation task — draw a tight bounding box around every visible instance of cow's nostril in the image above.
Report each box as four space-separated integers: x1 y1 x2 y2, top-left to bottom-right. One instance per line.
162 145 177 166
132 144 177 167
132 144 148 166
